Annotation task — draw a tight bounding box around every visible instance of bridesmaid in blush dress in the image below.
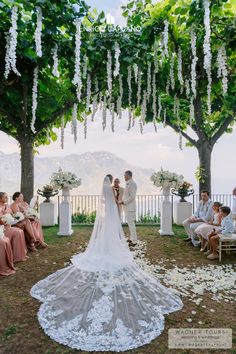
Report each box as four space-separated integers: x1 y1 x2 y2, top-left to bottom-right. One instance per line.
0 192 36 252
0 230 16 276
11 192 47 249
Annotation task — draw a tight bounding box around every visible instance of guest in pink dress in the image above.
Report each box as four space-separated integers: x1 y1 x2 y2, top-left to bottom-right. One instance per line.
11 192 47 249
0 233 16 276
195 202 222 252
0 192 36 252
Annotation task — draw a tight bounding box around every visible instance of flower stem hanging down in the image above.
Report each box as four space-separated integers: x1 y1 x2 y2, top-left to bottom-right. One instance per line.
31 66 39 133
72 18 82 101
71 103 78 143
91 78 99 122
114 42 120 77
177 48 184 92
217 45 228 94
203 0 212 115
4 6 20 79
35 7 43 57
191 30 198 98
52 44 59 77
163 20 169 58
61 117 65 150
86 73 91 113
152 71 157 133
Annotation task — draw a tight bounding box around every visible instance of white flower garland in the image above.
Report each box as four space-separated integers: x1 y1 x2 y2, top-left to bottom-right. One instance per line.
111 103 115 132
91 78 99 122
34 7 43 57
179 131 183 150
154 39 159 73
52 44 59 77
166 76 170 95
72 103 78 143
170 54 175 90
141 90 147 126
114 42 120 77
127 65 132 107
137 69 142 106
117 73 123 119
157 95 162 119
133 63 138 83
127 110 132 131
82 55 88 80
139 120 144 134
163 20 169 58
217 44 228 94
72 19 82 101
152 71 157 132
191 30 198 98
189 96 194 126
61 117 65 149
4 6 20 79
177 48 184 91
84 114 87 139
86 73 91 113
203 0 212 114
102 95 107 131
163 108 167 127
185 78 190 98
147 61 152 102
31 66 39 133
107 50 112 93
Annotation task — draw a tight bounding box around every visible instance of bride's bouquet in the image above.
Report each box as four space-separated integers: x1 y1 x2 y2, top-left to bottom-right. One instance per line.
13 212 25 222
0 213 15 225
50 168 81 190
151 168 184 189
24 208 39 219
0 225 5 239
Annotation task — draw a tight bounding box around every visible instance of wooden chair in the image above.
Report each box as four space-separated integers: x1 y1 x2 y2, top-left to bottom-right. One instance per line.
218 234 236 262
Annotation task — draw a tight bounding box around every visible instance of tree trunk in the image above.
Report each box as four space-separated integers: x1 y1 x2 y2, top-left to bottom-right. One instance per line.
197 141 213 196
20 139 34 203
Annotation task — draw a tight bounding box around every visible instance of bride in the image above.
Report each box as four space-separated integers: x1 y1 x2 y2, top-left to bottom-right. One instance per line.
31 175 183 352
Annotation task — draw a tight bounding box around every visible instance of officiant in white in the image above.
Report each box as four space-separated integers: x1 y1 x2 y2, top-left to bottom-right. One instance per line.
112 178 124 217
119 170 137 246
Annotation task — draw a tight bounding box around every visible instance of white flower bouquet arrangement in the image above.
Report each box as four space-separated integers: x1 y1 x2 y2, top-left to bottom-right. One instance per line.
0 213 15 225
0 225 5 239
13 212 25 222
50 168 81 190
24 208 39 219
151 168 184 189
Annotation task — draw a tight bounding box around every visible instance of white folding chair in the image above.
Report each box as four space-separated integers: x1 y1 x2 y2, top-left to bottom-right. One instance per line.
218 234 236 262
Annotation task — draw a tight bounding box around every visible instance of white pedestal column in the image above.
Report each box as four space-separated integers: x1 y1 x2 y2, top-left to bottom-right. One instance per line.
173 201 192 225
57 188 73 236
159 187 174 236
40 202 57 226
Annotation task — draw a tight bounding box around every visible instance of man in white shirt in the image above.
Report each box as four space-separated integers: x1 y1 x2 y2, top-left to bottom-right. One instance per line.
183 190 214 247
119 170 137 246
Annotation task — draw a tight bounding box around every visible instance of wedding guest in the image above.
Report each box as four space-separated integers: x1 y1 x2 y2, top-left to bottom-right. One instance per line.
0 232 16 276
195 202 222 252
0 194 28 262
112 178 124 216
11 192 47 248
183 191 214 247
0 192 36 252
207 206 235 260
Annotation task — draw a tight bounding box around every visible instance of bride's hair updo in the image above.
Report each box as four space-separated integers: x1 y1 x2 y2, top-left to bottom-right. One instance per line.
106 174 113 183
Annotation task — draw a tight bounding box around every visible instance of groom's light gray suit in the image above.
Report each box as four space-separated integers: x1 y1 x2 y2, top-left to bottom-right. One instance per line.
122 179 137 242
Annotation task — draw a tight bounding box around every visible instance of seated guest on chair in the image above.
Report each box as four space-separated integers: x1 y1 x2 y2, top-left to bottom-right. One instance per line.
207 206 235 260
0 229 16 276
183 190 214 247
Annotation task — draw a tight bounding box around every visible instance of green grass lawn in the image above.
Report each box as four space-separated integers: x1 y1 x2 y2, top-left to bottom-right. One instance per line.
0 225 235 354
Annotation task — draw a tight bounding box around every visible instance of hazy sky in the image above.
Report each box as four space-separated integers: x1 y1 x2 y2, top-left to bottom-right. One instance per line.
0 0 235 194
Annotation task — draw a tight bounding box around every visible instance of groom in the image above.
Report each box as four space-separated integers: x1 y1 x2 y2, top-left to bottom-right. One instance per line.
118 170 137 246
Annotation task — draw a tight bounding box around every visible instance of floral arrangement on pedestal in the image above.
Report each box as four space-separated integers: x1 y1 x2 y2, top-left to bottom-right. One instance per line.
150 169 184 192
50 168 81 190
171 181 194 202
37 184 59 203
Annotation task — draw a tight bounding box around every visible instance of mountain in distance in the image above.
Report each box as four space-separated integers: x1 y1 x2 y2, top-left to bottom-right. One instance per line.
0 151 159 195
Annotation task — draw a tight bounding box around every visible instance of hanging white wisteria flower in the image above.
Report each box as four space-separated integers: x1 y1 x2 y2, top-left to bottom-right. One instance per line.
133 63 138 83
203 0 212 114
117 73 123 119
31 66 39 133
177 47 184 91
71 103 78 143
157 95 162 119
84 114 87 139
72 18 82 100
34 7 43 57
185 78 190 98
152 71 157 133
154 39 159 73
4 6 20 79
114 42 120 77
179 131 183 150
82 55 88 80
127 110 132 131
147 61 152 102
163 20 169 58
191 29 198 98
163 108 167 127
61 117 65 149
111 103 115 132
52 44 59 77
169 53 175 90
86 73 91 113
189 96 194 126
217 44 228 94
102 95 107 131
160 38 165 65
91 78 99 122
127 65 132 107
107 49 112 93
139 120 144 134
137 69 142 106
141 90 147 125
166 76 170 95
132 110 135 128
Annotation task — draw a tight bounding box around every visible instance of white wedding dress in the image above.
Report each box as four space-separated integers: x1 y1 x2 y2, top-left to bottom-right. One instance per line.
31 177 183 352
